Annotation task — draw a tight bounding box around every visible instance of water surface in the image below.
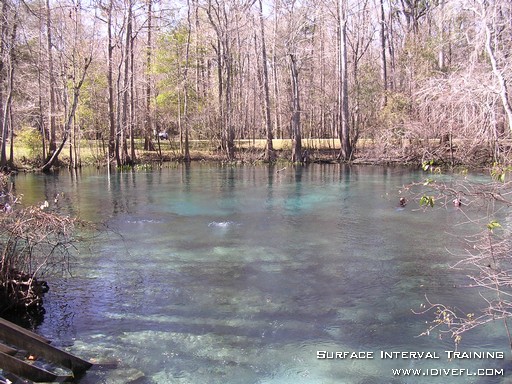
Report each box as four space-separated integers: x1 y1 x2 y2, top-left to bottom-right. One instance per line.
12 164 510 383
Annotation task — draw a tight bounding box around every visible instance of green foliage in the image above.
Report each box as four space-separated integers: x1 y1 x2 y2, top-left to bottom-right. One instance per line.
116 163 154 172
399 35 441 79
17 127 43 159
490 163 511 182
135 163 153 171
117 165 133 172
380 92 412 134
155 92 178 110
153 25 204 136
154 26 196 82
419 195 435 208
74 67 109 139
487 220 501 231
422 160 441 174
383 92 411 120
352 63 382 135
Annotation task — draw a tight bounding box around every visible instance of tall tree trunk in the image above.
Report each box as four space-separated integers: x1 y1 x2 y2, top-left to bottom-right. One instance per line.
129 30 136 163
206 0 235 160
319 25 326 138
193 0 201 97
337 0 352 161
482 7 512 133
46 0 57 160
0 0 8 168
258 0 274 161
178 81 183 154
437 0 446 72
272 2 282 139
0 64 12 168
225 47 235 160
144 0 154 151
8 104 13 165
289 54 302 163
107 0 116 163
379 0 388 108
70 0 81 170
37 10 46 162
183 0 192 162
1 2 17 168
214 37 224 152
387 6 396 91
120 0 132 165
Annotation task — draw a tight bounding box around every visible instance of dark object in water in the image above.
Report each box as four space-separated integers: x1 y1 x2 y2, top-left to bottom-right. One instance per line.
399 197 407 207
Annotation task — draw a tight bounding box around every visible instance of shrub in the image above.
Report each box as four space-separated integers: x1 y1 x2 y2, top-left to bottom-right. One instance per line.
17 127 43 160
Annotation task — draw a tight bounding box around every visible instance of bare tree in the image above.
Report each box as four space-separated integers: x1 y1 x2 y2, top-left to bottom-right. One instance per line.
206 0 235 160
379 0 387 108
289 53 301 162
257 0 274 161
0 0 18 169
45 0 58 161
105 0 116 164
477 0 512 133
183 0 193 162
144 0 154 151
116 0 133 166
337 0 351 160
0 0 8 169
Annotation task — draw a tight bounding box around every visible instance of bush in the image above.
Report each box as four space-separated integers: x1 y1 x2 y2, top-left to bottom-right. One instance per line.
0 174 77 324
17 127 43 160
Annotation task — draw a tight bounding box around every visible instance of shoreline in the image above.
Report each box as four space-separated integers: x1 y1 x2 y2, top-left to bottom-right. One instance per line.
4 144 496 174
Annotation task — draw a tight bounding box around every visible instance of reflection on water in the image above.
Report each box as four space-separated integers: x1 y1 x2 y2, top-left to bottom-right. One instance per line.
12 165 510 383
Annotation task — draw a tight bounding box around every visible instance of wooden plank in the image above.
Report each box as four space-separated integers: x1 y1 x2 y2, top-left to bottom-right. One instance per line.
0 351 73 382
0 318 50 344
0 321 92 374
0 342 17 356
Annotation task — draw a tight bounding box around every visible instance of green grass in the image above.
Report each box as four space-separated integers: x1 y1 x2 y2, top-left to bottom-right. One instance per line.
235 138 341 150
10 137 344 167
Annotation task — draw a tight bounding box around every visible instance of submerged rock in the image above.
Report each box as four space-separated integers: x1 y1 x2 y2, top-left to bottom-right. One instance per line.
105 367 145 384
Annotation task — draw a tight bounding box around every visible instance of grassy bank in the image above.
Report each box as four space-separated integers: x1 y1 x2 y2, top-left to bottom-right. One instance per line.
9 135 496 170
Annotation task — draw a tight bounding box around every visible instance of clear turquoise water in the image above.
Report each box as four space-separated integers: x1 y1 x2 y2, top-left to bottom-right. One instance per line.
12 164 510 383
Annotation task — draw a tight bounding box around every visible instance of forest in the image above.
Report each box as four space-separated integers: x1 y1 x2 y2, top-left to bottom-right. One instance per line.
0 0 511 170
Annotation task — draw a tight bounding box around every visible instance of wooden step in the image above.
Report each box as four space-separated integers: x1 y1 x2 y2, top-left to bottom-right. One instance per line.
0 351 73 382
0 342 17 356
0 318 50 344
0 318 93 381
